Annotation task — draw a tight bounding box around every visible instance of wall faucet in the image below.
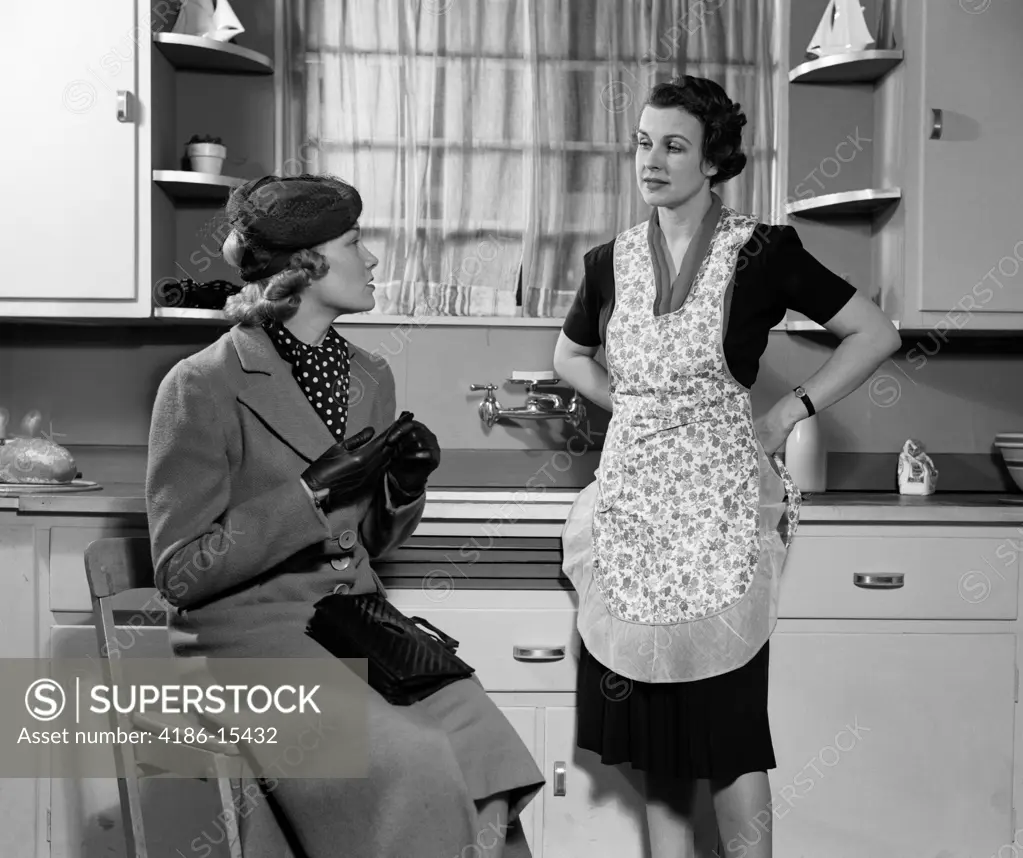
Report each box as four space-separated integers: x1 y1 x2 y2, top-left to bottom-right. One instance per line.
470 376 587 428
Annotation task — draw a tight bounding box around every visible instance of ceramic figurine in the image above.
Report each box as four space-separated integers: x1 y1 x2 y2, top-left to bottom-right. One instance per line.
171 0 245 42
806 0 875 59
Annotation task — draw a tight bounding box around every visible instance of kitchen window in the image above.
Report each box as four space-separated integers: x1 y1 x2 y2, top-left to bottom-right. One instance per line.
279 0 781 321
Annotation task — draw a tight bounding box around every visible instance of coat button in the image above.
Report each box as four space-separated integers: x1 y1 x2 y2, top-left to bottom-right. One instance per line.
332 582 351 595
337 530 356 550
331 556 352 572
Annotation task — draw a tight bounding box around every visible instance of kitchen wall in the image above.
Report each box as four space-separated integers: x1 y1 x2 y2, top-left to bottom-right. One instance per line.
1 322 1021 459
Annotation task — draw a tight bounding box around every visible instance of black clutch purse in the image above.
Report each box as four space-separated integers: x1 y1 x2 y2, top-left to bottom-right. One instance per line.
307 593 475 706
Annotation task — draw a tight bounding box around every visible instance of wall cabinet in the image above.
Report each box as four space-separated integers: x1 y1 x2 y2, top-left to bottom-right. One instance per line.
1 1 141 316
881 0 1023 329
1 0 277 321
788 0 1023 332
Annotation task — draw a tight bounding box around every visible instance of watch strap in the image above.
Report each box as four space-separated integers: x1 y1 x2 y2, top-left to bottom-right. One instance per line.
793 386 815 417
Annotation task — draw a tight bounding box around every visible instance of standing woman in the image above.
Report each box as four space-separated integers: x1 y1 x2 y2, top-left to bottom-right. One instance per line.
554 77 899 857
147 174 543 858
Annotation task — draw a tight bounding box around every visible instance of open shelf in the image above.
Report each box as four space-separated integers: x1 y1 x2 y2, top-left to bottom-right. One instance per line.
151 308 571 327
153 33 274 74
790 49 904 84
786 188 901 219
152 307 232 323
153 170 246 202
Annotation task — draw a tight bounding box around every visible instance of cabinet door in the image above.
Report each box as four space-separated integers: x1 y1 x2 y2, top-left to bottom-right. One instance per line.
542 707 720 858
0 526 42 858
913 0 1023 315
769 632 1015 856
497 705 540 856
0 1 137 304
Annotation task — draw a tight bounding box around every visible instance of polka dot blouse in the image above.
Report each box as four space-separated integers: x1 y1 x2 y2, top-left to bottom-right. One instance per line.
262 317 352 442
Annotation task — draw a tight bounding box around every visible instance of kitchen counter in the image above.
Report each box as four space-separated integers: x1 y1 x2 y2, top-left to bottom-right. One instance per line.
3 481 1022 524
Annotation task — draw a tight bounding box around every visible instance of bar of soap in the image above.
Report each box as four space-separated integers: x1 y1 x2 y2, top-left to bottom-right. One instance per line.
511 370 556 380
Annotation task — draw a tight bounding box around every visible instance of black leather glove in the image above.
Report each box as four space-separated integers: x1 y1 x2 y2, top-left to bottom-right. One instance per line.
302 413 415 506
386 415 441 502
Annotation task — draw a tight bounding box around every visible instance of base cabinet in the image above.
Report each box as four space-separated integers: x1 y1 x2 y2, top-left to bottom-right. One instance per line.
540 706 718 858
15 521 1021 858
769 631 1016 857
402 587 1020 858
541 705 647 858
498 706 541 855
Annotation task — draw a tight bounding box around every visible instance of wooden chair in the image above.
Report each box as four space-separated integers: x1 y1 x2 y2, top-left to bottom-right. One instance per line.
84 536 247 858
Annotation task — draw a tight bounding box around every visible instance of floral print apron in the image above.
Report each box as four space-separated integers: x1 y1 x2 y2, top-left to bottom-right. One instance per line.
562 205 801 683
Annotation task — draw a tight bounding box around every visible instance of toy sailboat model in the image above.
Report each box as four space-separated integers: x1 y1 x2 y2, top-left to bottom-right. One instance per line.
171 0 245 43
806 0 875 59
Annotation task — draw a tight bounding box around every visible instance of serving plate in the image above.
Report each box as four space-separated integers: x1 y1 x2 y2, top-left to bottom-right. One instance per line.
0 480 101 496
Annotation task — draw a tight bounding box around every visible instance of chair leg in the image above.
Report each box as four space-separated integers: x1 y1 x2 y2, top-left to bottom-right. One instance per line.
116 768 149 858
214 756 243 858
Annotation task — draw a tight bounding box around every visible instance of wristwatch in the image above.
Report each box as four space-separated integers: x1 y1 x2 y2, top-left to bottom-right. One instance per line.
793 386 815 417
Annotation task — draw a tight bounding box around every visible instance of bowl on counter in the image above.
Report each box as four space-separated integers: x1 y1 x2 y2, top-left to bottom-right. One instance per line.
994 435 1023 490
1006 464 1023 492
995 435 1023 467
999 448 1023 466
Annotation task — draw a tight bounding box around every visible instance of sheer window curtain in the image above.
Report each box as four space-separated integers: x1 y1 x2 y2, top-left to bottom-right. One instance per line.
279 0 778 318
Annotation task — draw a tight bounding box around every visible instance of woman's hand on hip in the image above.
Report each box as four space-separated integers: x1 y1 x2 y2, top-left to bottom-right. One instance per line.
754 399 801 455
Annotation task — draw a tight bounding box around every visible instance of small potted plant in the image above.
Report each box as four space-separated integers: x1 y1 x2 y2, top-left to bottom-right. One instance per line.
186 134 227 175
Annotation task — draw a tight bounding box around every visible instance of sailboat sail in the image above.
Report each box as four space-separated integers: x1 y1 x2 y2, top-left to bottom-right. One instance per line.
806 0 875 59
171 0 245 42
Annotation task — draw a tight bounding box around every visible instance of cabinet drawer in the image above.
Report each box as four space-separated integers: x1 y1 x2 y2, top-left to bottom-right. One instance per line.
779 535 1019 620
388 603 580 692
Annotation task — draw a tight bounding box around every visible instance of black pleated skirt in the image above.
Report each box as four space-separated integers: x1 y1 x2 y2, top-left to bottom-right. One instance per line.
575 637 776 782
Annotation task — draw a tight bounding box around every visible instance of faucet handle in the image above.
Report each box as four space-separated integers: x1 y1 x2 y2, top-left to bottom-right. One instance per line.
470 383 498 392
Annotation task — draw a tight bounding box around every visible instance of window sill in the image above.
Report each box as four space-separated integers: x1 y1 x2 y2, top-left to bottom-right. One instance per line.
333 314 566 328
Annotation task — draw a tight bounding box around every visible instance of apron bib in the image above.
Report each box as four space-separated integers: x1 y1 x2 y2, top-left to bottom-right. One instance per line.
562 206 801 683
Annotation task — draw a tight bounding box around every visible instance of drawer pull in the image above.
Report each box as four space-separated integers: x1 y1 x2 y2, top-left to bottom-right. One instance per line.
513 646 566 662
853 573 905 589
553 761 566 796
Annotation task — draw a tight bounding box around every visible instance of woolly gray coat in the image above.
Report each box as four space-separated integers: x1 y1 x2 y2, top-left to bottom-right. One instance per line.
146 323 543 858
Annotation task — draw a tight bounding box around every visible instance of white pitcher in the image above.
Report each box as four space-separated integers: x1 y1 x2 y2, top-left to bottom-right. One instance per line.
785 414 828 493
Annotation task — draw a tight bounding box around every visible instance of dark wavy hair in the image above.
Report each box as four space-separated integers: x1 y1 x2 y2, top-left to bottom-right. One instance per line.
643 75 747 186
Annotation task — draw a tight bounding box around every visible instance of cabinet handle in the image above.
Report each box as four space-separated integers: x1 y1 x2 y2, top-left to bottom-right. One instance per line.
553 761 566 796
853 572 905 589
117 91 134 123
512 646 566 662
930 108 943 140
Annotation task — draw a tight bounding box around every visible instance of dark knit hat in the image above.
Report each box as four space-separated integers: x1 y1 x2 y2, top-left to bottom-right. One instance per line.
224 174 362 282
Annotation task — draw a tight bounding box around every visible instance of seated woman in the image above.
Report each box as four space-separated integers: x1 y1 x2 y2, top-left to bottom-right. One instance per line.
146 173 543 858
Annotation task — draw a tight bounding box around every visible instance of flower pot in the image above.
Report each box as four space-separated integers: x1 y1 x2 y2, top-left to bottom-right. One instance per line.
186 142 227 175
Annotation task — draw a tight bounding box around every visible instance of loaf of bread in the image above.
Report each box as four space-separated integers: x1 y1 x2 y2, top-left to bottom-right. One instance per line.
0 409 77 484
0 437 77 484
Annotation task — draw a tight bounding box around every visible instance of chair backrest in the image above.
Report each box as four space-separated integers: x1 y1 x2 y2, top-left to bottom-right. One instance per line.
84 536 156 600
83 536 174 664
